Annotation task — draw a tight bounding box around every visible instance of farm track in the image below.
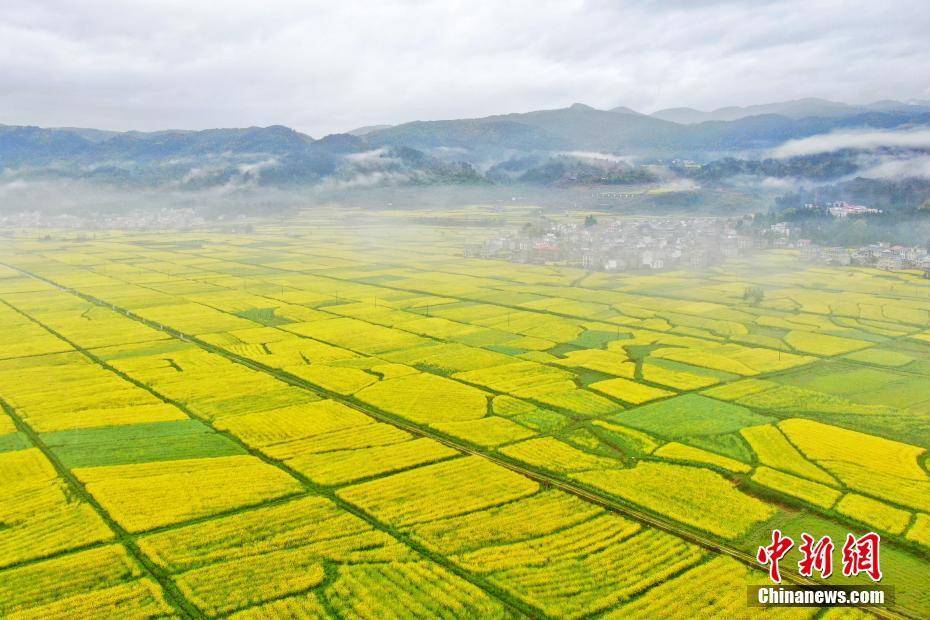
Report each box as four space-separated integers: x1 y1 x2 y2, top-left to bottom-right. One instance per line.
5 263 914 620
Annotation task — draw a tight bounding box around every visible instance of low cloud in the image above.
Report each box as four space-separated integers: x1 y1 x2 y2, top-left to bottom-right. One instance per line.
344 148 397 168
0 177 317 220
319 149 425 190
316 170 421 191
237 158 278 177
557 151 637 164
857 154 930 180
760 176 804 190
771 128 930 158
659 178 700 192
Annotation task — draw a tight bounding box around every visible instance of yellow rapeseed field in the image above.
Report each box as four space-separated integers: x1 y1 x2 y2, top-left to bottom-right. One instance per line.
2 219 929 617
74 455 304 532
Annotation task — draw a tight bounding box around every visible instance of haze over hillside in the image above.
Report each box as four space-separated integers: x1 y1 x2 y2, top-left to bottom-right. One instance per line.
3 98 930 193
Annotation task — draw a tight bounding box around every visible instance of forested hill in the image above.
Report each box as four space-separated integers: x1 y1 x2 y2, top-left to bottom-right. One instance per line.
2 100 930 189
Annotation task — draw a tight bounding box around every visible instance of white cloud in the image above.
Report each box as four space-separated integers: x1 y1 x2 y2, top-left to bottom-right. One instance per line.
344 148 395 166
316 170 420 191
660 178 700 192
771 129 930 158
858 154 930 180
0 1 928 135
557 151 637 164
237 158 278 177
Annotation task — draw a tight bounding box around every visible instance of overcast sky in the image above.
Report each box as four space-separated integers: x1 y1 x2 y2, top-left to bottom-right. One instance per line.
2 0 928 136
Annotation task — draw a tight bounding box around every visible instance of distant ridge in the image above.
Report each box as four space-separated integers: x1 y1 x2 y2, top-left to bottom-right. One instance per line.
650 98 930 123
363 102 930 154
347 124 393 136
609 106 644 116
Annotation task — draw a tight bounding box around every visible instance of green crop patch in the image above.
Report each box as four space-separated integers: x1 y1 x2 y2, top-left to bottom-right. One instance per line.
0 432 30 454
40 419 244 467
571 329 627 349
234 307 294 326
612 394 772 438
679 433 754 463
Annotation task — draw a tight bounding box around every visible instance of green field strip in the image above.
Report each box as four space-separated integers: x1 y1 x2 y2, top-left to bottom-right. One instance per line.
0 431 31 453
40 419 245 468
698 382 930 463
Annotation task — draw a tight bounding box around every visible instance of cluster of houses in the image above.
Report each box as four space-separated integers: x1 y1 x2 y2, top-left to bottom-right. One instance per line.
465 218 755 271
468 214 930 275
762 222 930 271
804 201 882 219
801 242 930 271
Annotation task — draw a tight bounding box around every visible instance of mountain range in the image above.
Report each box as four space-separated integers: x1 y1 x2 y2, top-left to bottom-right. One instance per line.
3 98 930 189
361 101 930 155
649 97 930 124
